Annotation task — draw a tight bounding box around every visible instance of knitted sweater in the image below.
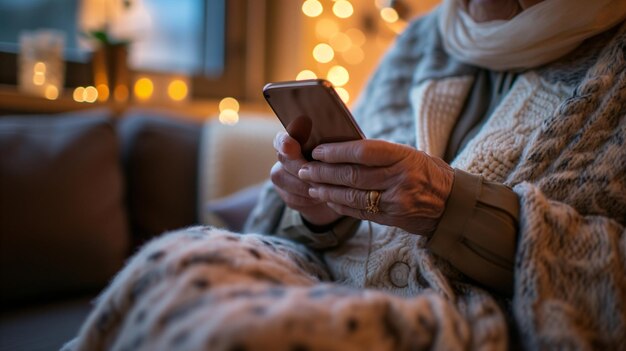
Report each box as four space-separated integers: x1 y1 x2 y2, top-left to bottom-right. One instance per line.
245 11 626 349
64 10 626 351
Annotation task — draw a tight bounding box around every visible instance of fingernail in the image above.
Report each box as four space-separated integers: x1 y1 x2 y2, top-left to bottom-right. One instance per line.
298 166 310 179
308 187 319 198
312 147 324 160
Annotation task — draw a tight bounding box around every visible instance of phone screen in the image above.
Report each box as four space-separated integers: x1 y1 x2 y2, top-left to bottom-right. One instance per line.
263 79 365 160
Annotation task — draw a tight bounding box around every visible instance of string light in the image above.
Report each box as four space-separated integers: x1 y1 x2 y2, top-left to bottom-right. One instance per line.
218 109 239 126
327 65 350 86
329 32 352 52
296 70 317 80
313 43 334 63
96 84 109 101
332 0 354 18
168 79 188 101
73 87 85 102
218 97 240 125
84 86 98 102
114 85 129 102
302 0 323 17
219 97 239 112
72 86 98 103
315 18 339 40
44 85 59 100
380 7 399 23
134 77 154 100
335 87 350 103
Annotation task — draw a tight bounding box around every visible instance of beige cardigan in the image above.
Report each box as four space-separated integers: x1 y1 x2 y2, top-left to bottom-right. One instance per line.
245 11 626 349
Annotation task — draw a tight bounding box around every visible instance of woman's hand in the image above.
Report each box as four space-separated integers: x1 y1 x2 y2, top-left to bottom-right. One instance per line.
297 139 454 236
270 132 343 227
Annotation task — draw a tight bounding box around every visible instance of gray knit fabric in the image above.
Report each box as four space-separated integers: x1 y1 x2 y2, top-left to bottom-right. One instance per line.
63 11 626 351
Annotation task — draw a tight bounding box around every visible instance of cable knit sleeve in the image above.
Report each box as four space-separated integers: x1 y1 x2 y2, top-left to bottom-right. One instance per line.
427 168 519 295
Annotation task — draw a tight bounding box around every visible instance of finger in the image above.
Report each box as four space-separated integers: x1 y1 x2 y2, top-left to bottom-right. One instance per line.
273 131 302 159
277 152 307 176
311 139 412 166
270 162 314 198
308 185 372 211
298 162 392 189
275 186 322 209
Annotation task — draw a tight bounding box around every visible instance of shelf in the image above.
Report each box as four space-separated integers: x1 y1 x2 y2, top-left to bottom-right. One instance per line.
0 85 272 121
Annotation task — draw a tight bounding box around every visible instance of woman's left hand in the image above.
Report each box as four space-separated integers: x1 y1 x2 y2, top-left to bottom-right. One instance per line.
297 139 454 236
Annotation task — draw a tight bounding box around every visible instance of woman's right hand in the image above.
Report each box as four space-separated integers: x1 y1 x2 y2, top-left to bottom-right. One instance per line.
271 131 343 227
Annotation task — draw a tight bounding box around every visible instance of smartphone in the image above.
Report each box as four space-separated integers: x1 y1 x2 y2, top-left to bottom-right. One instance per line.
263 79 365 160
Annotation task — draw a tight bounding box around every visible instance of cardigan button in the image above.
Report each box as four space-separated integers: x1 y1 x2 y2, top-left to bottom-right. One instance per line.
389 262 410 288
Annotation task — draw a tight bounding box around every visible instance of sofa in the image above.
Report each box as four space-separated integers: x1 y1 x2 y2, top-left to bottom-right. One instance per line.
0 108 281 350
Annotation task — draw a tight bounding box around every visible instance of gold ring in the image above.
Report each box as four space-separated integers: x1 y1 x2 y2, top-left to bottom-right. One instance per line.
366 190 382 214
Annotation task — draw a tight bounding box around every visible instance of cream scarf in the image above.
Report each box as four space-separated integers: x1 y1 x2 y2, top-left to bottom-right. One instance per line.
438 0 626 70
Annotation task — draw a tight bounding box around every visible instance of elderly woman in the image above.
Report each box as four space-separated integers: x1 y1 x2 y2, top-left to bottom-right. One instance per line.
66 0 626 350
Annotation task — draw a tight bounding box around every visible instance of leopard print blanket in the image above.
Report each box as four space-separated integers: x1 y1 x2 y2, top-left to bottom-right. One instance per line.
64 13 626 351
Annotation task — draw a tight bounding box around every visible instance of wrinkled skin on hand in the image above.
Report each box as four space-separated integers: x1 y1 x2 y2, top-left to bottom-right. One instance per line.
271 132 454 236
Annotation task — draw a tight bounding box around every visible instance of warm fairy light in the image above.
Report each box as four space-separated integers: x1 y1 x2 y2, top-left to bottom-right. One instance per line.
168 79 188 101
33 73 45 86
84 86 98 103
219 109 239 126
332 0 354 18
345 28 366 47
134 77 154 100
335 87 350 103
315 18 339 40
296 70 317 80
34 62 46 74
329 32 351 52
219 97 240 112
380 7 399 23
44 85 59 100
342 46 364 65
302 0 323 17
33 61 47 86
96 84 109 101
114 85 129 102
73 87 85 102
327 65 350 86
313 43 334 63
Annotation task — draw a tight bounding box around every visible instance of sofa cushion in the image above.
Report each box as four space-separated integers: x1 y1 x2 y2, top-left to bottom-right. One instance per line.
117 110 201 247
0 109 129 307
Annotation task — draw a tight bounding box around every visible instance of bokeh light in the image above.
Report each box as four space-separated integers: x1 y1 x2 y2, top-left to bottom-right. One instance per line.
315 18 339 40
296 70 317 80
219 97 240 112
134 77 154 100
329 32 352 52
96 84 109 101
219 109 239 126
44 85 58 100
168 79 188 101
345 28 366 47
335 87 350 103
380 7 399 23
84 86 98 103
73 87 85 102
332 0 354 19
327 65 350 86
313 43 334 63
302 0 323 17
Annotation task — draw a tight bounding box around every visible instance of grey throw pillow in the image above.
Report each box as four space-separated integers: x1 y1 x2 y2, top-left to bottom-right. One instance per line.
0 109 129 306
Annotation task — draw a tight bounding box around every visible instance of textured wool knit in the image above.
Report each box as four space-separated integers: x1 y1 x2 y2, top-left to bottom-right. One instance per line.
63 10 626 351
